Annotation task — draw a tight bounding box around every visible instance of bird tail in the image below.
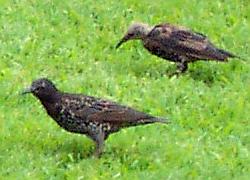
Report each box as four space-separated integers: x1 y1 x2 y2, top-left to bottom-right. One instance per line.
127 116 170 127
217 48 246 60
218 48 237 58
148 117 170 124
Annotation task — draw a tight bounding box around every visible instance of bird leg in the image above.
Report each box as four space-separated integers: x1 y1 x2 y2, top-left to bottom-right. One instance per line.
169 61 188 77
176 61 188 73
93 127 105 158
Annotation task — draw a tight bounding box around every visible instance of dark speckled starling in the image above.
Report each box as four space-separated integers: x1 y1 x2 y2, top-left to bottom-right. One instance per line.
22 78 169 157
116 22 238 74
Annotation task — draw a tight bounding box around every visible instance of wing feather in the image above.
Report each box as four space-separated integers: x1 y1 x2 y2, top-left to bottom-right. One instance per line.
86 109 152 123
146 23 227 61
61 95 167 125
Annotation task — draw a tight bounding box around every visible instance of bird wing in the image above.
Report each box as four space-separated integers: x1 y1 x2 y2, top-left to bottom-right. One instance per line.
61 94 98 110
87 109 149 123
60 94 143 120
87 99 166 125
61 95 167 125
60 94 101 120
147 23 225 60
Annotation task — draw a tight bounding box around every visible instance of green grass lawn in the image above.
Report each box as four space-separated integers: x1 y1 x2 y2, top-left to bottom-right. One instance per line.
0 0 249 179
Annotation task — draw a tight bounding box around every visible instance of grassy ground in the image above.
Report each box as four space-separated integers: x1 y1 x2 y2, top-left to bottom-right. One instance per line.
0 0 249 179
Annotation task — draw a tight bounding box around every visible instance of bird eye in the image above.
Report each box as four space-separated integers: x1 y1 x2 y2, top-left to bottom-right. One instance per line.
35 86 44 92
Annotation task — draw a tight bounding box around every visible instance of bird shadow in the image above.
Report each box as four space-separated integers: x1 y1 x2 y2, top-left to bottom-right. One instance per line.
48 138 128 161
188 68 217 86
127 59 219 85
43 136 95 161
187 62 234 86
134 61 232 87
131 64 219 87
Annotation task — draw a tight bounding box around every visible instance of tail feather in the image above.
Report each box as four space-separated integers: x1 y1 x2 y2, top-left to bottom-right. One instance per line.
217 48 246 61
218 48 237 58
126 116 170 128
147 117 170 124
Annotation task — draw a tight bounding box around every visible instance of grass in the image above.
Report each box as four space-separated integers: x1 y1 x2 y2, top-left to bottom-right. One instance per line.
0 0 249 179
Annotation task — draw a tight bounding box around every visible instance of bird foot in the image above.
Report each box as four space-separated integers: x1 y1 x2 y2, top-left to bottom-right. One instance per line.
92 128 105 158
93 149 102 158
168 71 181 78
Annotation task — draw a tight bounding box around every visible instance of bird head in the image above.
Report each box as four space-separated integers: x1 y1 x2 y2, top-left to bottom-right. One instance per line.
22 78 58 100
116 22 152 49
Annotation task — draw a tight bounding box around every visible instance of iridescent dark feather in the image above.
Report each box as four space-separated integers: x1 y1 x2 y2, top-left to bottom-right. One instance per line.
23 79 168 157
116 22 238 74
145 23 236 62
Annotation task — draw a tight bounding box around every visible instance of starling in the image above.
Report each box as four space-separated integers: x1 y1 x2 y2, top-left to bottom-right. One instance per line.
22 78 168 157
116 22 238 74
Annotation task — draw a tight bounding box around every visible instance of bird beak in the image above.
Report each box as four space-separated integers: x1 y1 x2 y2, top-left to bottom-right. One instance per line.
21 86 33 95
115 35 130 49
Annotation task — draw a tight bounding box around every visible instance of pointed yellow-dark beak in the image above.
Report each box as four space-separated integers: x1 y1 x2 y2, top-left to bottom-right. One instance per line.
21 86 33 95
115 35 130 49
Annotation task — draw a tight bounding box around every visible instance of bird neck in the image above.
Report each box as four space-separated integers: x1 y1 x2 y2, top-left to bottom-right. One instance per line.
38 91 62 120
36 90 61 105
140 25 153 39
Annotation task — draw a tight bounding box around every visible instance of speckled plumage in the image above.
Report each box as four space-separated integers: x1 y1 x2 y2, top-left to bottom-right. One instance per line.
116 22 238 74
23 78 168 157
